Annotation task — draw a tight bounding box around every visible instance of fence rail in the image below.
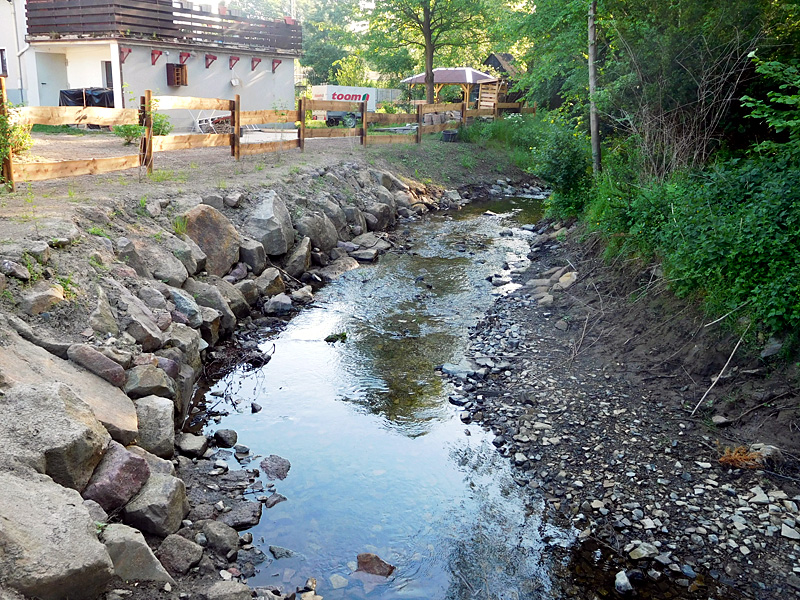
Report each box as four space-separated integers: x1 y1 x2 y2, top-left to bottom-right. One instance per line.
0 82 533 191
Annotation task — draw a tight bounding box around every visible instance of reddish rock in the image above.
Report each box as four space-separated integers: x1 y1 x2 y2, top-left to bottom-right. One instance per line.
82 440 151 511
184 205 240 277
68 344 127 388
356 553 395 577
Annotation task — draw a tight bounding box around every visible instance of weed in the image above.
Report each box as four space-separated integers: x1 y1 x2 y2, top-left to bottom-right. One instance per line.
1 289 13 301
87 226 110 238
460 154 476 170
173 215 188 235
255 163 264 172
217 179 228 190
153 231 164 242
190 162 199 169
148 169 185 183
718 445 763 469
57 274 78 299
88 255 108 272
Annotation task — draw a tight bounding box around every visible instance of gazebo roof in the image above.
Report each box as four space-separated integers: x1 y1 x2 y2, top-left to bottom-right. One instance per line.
401 67 492 85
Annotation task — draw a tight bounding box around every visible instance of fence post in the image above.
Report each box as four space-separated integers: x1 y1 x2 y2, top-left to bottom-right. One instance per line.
232 94 241 159
361 100 368 146
0 77 15 192
461 100 468 130
416 104 422 144
493 102 499 121
298 97 306 152
141 89 154 174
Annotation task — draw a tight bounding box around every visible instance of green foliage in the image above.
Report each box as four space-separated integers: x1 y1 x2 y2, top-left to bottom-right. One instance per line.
152 113 173 136
173 215 188 235
331 55 370 87
112 124 145 145
31 124 86 135
741 56 800 148
0 104 33 168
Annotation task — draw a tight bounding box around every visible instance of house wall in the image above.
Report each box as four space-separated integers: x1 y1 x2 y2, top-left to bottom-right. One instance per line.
121 44 297 131
1 0 28 104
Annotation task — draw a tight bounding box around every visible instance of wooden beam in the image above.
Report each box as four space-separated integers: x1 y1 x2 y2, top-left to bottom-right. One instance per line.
153 96 234 111
239 139 301 156
143 89 153 174
305 128 363 139
240 109 300 125
152 133 231 152
365 134 416 146
466 108 495 117
14 106 139 127
420 122 457 134
365 113 416 125
298 97 305 152
12 155 140 182
416 104 422 144
232 93 240 159
420 102 463 115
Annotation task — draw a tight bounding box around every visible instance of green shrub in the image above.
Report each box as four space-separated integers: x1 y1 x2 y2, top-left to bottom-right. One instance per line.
112 123 145 145
152 113 173 136
0 104 33 163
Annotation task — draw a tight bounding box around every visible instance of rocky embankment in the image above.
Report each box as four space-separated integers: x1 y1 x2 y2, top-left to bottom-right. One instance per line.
442 222 800 599
0 163 521 600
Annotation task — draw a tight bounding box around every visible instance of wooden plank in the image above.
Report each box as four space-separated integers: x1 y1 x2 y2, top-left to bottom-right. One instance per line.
496 102 523 109
305 128 362 139
520 107 536 114
420 102 463 115
306 100 361 112
13 155 140 182
361 101 368 147
152 133 231 152
143 89 153 174
365 134 416 145
420 122 457 134
298 97 305 152
240 110 300 125
466 108 495 117
239 139 301 156
14 106 138 127
232 93 240 159
366 113 417 125
153 96 234 111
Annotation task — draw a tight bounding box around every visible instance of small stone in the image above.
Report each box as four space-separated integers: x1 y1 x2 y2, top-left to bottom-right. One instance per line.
615 570 633 593
213 429 238 448
269 545 294 560
629 542 658 560
782 524 800 540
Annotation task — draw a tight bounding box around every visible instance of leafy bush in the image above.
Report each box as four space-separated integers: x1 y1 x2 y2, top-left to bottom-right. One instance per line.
152 113 173 136
112 124 145 145
0 104 33 163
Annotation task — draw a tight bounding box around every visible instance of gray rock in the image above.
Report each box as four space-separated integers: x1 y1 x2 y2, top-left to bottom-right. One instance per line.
291 285 314 304
183 277 236 333
283 236 311 278
260 454 291 480
104 278 163 351
134 395 175 458
138 285 167 310
122 474 189 537
245 190 295 256
156 534 204 575
0 258 30 280
343 206 367 233
0 383 110 490
350 248 379 262
214 429 238 448
629 542 658 560
219 501 262 530
234 279 259 306
68 344 127 388
168 287 203 328
125 364 176 400
238 236 267 275
176 432 208 457
0 320 138 444
295 212 339 252
254 267 285 297
351 232 391 253
269 545 294 560
200 306 222 346
127 444 176 476
118 237 188 287
89 284 120 336
224 192 243 208
0 469 114 600
205 581 253 600
82 440 151 512
202 193 224 210
202 520 240 555
102 523 175 584
83 499 109 523
161 323 203 373
163 232 206 275
314 257 360 282
263 293 293 315
184 205 240 277
615 570 633 593
310 196 348 236
356 552 395 577
209 276 249 319
364 202 393 231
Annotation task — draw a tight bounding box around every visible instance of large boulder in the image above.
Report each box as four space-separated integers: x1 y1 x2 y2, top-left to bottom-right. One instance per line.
103 278 163 352
89 284 120 336
162 323 204 374
127 444 176 476
209 276 250 319
0 320 138 445
244 190 295 256
156 534 204 575
283 236 311 278
183 205 240 277
344 206 368 234
238 236 267 275
167 286 203 328
122 473 189 537
82 440 151 512
202 521 240 556
163 232 207 276
19 281 65 316
101 523 175 584
134 395 175 458
254 267 285 297
364 202 394 231
184 277 236 332
310 196 348 236
0 383 110 491
294 212 339 252
117 237 189 287
124 364 176 400
313 257 361 282
0 468 114 600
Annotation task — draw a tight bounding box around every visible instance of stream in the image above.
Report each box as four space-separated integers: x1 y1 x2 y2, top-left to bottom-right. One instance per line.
205 198 575 599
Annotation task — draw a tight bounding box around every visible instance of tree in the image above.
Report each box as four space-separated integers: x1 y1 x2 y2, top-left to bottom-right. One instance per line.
300 0 359 85
366 0 490 103
332 55 370 87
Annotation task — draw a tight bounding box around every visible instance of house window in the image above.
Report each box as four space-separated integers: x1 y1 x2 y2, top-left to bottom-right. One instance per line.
0 49 8 78
166 63 188 87
102 61 113 88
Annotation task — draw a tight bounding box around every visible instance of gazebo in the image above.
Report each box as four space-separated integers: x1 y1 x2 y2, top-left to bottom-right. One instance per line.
401 67 492 103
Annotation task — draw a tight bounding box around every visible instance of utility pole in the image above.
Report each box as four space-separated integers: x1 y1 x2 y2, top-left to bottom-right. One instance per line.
588 0 601 174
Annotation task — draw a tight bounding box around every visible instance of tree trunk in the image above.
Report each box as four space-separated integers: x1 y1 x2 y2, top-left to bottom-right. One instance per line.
588 0 602 174
423 3 434 104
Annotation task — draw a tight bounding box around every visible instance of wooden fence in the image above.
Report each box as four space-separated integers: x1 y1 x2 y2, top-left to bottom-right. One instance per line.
0 80 533 191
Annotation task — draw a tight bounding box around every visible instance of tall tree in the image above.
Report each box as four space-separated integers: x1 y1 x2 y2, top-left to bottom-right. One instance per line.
300 0 359 85
366 0 490 103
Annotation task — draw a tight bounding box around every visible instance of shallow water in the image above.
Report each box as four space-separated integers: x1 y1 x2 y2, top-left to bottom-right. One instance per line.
208 198 574 598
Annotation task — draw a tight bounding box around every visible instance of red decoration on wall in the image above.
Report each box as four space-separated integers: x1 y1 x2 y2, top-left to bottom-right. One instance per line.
229 56 240 70
151 50 163 65
272 59 282 73
251 57 262 72
119 47 132 64
205 54 217 69
180 52 191 65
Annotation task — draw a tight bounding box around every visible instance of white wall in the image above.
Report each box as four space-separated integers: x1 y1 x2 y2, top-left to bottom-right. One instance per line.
0 0 27 104
64 45 110 89
120 44 297 131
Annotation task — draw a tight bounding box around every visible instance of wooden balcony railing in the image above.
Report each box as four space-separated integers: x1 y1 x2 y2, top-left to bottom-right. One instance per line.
25 0 302 54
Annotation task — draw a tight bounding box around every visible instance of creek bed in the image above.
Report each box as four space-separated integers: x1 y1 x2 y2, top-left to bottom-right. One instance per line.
205 198 572 599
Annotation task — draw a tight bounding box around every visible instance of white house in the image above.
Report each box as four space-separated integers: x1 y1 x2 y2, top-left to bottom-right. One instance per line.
0 0 302 129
